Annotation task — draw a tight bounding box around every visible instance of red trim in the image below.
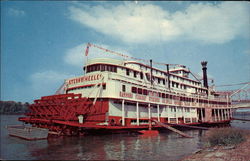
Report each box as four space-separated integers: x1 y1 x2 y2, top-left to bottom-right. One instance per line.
138 130 159 136
108 96 229 108
20 117 232 130
66 83 106 91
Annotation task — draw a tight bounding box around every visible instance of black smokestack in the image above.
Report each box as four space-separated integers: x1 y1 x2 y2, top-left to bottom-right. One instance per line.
201 61 208 88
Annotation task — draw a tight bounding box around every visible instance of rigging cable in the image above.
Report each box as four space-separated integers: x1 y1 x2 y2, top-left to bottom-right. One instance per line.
215 82 250 87
88 43 185 67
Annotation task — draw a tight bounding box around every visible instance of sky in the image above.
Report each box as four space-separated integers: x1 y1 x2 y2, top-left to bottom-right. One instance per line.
1 1 250 103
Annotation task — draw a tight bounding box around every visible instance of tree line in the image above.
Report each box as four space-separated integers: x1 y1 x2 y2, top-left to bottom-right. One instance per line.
0 101 30 114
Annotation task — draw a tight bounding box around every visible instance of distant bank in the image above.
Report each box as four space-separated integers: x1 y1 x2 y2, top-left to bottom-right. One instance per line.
0 101 29 114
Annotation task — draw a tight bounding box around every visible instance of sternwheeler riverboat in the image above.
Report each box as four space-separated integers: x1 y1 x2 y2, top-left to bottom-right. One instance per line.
19 43 233 136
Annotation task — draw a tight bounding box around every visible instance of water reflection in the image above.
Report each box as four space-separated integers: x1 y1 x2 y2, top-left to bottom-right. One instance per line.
0 115 227 160
29 130 204 160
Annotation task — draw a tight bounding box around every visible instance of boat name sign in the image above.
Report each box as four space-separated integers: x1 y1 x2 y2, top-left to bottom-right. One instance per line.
68 74 103 85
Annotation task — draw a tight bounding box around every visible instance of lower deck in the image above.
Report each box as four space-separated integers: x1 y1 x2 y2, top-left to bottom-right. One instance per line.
106 99 232 127
19 94 233 135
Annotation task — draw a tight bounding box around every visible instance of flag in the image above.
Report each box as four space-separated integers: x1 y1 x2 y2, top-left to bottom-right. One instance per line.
85 43 90 56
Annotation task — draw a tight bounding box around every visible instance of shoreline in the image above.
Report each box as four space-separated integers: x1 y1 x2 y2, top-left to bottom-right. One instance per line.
182 132 250 161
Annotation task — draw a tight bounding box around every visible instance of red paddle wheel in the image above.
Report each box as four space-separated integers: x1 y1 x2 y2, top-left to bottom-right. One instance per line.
19 93 109 136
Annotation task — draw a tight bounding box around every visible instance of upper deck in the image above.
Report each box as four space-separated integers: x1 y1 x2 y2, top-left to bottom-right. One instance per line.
64 58 230 108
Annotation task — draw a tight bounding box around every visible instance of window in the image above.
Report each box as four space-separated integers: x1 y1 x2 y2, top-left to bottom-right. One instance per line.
140 72 143 79
96 65 100 71
158 78 161 84
107 65 111 72
162 93 166 98
138 88 142 94
102 84 106 90
122 85 126 92
131 87 137 93
101 65 105 71
134 71 137 78
126 69 130 76
111 66 117 72
143 89 148 95
163 79 165 85
180 97 183 101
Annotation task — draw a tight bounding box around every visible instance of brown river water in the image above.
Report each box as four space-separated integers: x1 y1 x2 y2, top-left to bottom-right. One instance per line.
1 110 249 160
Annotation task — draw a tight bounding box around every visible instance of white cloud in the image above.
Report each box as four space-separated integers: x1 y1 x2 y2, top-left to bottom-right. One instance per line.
29 71 74 98
68 2 250 44
64 43 86 67
28 43 131 100
64 43 132 67
8 8 26 16
173 2 250 43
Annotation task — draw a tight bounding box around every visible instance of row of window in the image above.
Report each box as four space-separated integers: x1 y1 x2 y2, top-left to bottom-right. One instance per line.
126 67 200 86
130 86 228 104
87 64 200 87
86 64 204 94
131 120 149 123
114 101 158 108
126 69 144 80
126 69 206 93
86 64 117 73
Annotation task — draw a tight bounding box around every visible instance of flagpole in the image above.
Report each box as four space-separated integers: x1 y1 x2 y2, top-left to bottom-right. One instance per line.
84 43 90 75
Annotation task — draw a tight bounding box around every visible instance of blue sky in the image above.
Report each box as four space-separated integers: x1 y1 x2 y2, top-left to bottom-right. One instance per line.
1 1 250 103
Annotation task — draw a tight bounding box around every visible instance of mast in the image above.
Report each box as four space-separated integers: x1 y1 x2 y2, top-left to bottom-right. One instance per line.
84 43 90 75
166 64 171 90
150 59 153 86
